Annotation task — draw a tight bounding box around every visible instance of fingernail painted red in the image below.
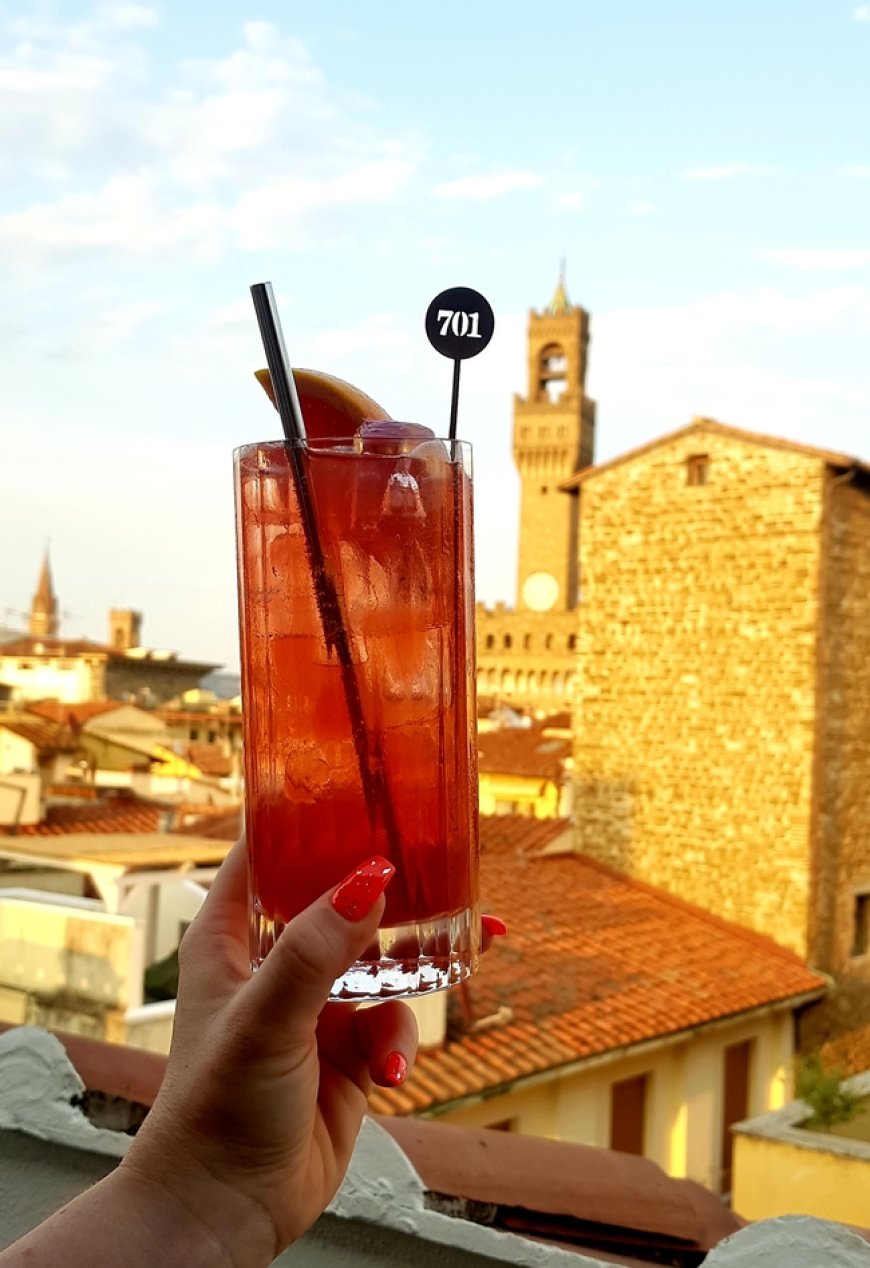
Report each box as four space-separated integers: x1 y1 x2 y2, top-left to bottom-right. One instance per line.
330 856 395 922
384 1051 407 1086
482 915 508 937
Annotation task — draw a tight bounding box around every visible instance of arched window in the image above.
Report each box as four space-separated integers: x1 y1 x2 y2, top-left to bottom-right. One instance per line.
485 633 495 650
552 672 564 695
527 671 537 693
544 633 553 650
567 633 577 651
516 671 527 694
501 669 515 695
503 633 513 650
537 343 568 405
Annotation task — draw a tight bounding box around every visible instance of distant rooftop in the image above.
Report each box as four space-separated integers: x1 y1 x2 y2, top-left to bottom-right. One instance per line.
478 724 571 780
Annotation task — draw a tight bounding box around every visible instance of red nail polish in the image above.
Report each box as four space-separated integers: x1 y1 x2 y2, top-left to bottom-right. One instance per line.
384 1051 407 1086
482 915 508 937
331 856 395 922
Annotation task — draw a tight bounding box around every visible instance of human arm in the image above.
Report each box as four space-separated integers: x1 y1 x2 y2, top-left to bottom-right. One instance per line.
1 841 415 1267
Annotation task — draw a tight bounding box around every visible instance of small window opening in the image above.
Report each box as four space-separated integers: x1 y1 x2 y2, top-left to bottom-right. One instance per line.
523 634 532 650
687 454 710 486
853 894 870 956
503 634 512 650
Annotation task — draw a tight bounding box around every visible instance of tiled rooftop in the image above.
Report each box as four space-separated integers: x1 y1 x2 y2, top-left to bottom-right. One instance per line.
369 823 825 1115
186 742 233 777
0 795 164 838
0 715 74 753
25 699 128 727
478 725 572 779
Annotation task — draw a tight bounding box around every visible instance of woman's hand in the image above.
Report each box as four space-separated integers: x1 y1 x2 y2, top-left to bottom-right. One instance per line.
2 838 505 1268
121 839 417 1261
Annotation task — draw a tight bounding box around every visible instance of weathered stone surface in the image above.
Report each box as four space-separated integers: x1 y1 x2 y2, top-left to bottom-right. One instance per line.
572 421 870 1065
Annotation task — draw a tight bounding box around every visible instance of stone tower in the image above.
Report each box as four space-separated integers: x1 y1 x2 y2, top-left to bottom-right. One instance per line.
109 608 142 651
29 550 59 638
512 270 596 614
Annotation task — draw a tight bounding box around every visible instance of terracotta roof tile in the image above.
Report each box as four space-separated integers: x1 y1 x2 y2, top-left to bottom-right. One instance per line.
478 726 571 779
186 742 233 777
0 716 74 753
26 699 127 726
173 809 241 840
480 813 572 855
369 823 826 1116
0 794 164 837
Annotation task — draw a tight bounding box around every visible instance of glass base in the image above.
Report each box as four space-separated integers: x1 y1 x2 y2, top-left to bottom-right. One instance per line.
251 903 479 1001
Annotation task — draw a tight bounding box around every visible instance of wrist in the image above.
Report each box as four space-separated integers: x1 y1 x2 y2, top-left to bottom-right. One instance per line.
118 1136 278 1268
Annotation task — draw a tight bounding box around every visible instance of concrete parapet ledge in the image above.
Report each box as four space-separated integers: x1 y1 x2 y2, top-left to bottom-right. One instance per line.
2 1026 870 1265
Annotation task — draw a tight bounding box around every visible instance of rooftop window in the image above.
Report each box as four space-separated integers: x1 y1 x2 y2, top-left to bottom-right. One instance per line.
686 453 710 487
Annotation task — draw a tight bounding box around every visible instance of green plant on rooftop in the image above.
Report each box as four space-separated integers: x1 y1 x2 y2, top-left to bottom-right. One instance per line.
796 1053 863 1131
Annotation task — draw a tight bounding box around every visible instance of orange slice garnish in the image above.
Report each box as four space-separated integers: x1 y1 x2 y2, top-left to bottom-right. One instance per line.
255 368 391 439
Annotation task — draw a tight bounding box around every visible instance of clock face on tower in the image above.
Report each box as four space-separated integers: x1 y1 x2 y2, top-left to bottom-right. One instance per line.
522 571 560 612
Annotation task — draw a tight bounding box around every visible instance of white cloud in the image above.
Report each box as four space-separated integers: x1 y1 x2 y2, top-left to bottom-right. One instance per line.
755 247 870 271
308 314 412 363
682 163 753 181
587 287 870 465
93 4 160 30
432 171 542 200
0 19 422 262
227 157 416 250
854 5 870 18
553 189 586 212
0 175 226 258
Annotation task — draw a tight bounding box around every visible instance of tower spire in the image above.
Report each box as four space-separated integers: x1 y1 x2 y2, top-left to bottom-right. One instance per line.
547 258 570 316
30 546 59 638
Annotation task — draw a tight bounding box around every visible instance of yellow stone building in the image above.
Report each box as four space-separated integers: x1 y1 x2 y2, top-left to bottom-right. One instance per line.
565 418 870 1069
476 272 596 711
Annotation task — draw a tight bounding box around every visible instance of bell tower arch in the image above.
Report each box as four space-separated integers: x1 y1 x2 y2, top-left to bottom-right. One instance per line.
512 269 595 613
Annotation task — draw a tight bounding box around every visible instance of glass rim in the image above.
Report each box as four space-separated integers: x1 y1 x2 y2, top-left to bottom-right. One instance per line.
234 435 472 457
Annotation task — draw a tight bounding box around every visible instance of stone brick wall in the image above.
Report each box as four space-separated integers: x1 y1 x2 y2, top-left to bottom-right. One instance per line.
573 427 826 958
800 473 870 1068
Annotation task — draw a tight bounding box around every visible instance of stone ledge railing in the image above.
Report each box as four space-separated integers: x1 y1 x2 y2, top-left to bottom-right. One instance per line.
1 1027 869 1265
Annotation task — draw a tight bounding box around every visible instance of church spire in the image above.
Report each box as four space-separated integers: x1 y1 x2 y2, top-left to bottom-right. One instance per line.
546 258 570 316
30 547 59 638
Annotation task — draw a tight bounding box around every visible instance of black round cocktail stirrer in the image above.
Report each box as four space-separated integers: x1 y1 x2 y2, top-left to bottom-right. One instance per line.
424 286 495 441
424 286 494 918
250 282 400 848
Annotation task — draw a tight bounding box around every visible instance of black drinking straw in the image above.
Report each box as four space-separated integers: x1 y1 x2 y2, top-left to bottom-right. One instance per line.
250 282 399 847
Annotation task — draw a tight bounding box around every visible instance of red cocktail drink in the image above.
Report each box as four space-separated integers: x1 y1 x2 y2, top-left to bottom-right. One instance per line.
234 433 479 998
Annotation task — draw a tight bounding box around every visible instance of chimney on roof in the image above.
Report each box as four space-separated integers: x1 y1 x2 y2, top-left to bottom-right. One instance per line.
110 608 142 651
29 549 59 638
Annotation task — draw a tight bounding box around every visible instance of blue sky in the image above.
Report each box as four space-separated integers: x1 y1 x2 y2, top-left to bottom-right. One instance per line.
2 1 869 670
